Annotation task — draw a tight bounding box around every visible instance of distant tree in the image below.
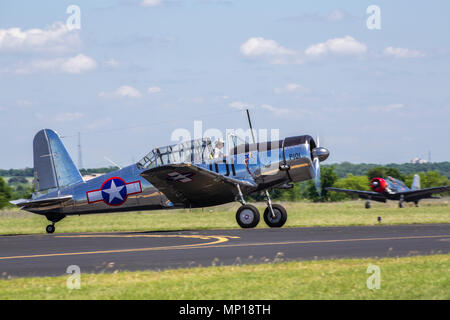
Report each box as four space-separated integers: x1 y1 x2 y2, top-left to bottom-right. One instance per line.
12 184 33 200
8 177 28 184
366 166 405 181
404 171 449 189
305 166 339 202
0 177 13 209
329 174 370 200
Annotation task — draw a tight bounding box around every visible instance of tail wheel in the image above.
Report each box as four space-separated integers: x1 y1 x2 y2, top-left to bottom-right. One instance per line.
46 224 55 234
263 204 287 228
236 204 260 228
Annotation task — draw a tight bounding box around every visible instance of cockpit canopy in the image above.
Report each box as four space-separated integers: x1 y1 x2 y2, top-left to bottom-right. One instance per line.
137 137 213 169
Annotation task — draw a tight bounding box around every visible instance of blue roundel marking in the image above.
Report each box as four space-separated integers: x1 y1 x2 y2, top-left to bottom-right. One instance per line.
101 178 128 206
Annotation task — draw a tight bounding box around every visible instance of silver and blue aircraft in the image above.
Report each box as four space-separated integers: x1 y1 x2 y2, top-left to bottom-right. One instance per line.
11 129 330 233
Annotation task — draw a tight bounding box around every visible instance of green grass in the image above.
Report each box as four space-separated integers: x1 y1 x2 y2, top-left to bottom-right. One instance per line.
1 199 449 235
0 254 448 299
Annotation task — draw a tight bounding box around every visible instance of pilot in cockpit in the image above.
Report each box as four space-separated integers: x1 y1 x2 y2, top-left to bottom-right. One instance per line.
212 138 225 159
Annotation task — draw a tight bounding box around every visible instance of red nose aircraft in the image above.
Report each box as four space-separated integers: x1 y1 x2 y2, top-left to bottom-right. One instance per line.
327 174 450 208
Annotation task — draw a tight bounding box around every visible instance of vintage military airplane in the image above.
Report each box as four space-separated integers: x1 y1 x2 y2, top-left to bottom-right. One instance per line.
11 128 330 233
327 175 450 209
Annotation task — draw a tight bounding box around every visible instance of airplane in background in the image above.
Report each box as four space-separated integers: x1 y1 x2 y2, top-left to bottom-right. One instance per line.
327 175 450 209
11 128 330 233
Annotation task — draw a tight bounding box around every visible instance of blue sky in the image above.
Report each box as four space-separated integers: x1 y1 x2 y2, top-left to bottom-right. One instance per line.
1 0 449 169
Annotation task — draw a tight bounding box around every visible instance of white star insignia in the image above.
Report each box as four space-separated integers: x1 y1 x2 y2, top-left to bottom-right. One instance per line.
103 180 125 203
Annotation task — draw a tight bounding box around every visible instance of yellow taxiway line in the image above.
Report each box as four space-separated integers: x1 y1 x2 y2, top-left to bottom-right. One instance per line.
0 235 235 261
0 234 448 261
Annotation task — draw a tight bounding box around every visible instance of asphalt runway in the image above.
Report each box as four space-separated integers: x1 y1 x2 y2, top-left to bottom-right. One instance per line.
0 224 449 278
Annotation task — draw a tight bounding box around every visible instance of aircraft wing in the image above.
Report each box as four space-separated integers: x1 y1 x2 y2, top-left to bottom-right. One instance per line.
10 195 73 209
326 187 387 202
140 163 257 207
400 186 450 200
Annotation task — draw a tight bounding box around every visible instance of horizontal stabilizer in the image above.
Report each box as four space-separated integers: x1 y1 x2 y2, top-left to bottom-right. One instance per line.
10 195 73 209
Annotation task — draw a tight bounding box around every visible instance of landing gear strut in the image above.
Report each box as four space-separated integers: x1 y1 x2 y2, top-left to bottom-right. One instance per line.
263 190 287 228
399 195 405 208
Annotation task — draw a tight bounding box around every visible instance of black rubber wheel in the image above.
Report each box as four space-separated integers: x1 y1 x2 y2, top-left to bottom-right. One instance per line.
46 224 55 234
399 201 404 208
263 204 287 228
236 204 260 228
365 201 371 209
414 201 419 207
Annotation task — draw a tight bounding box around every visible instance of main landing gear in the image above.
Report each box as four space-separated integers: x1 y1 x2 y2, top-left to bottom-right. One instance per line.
234 186 287 229
399 195 405 208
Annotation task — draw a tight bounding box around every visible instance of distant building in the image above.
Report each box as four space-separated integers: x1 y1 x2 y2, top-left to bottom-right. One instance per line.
410 157 428 164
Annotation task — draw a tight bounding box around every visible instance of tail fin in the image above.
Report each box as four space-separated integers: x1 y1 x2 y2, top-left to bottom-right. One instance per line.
33 129 83 193
411 174 421 190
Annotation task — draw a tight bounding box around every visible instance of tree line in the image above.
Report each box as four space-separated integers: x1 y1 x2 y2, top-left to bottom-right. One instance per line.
0 163 449 209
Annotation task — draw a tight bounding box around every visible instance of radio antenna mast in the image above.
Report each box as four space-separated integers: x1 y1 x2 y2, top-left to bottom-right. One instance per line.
246 109 256 144
77 132 84 169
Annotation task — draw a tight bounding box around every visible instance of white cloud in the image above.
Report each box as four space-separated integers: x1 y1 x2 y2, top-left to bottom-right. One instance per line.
14 54 97 74
53 112 84 122
148 86 162 94
60 54 98 74
104 58 119 68
240 37 300 64
141 0 162 7
229 101 253 110
274 83 310 95
369 103 404 112
99 86 142 99
240 37 294 57
0 22 80 52
241 35 366 64
305 36 367 57
327 9 345 22
383 47 425 58
260 104 290 116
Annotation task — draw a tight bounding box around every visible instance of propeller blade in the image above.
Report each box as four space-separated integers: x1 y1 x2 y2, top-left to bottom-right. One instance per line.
314 157 321 197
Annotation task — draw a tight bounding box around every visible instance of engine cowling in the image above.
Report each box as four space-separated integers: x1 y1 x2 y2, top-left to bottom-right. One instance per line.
370 177 387 193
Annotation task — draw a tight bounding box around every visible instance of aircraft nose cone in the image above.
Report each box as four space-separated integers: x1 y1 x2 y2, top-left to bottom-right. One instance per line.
312 147 330 162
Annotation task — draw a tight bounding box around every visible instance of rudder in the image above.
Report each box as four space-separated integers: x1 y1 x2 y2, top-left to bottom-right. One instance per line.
33 129 83 193
411 174 421 190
